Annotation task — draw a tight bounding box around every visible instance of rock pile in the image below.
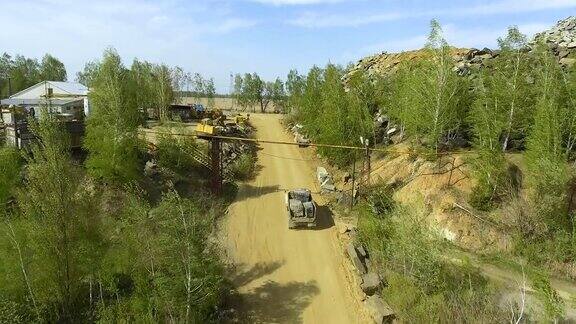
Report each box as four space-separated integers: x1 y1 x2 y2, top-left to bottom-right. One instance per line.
343 16 576 84
532 16 576 67
342 48 470 84
345 239 395 323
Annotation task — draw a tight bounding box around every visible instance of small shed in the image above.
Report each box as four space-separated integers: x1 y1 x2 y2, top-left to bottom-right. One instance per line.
0 81 89 149
1 81 89 120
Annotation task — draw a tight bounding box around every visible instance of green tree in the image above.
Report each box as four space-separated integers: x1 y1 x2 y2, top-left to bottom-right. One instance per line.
0 53 14 97
204 77 216 109
268 78 286 112
525 42 572 231
496 26 535 151
130 59 156 119
75 60 99 87
234 73 279 113
16 110 99 322
152 64 174 122
285 69 305 113
171 66 186 104
0 147 22 205
84 48 141 183
192 72 205 103
391 20 468 152
6 55 40 95
39 54 67 81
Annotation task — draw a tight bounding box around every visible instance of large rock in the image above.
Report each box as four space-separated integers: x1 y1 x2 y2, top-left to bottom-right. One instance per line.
364 295 395 324
317 166 336 192
361 272 382 296
560 57 576 67
346 243 367 274
144 160 158 176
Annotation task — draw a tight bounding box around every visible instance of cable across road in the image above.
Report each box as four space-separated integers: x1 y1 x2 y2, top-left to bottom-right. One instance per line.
140 129 478 156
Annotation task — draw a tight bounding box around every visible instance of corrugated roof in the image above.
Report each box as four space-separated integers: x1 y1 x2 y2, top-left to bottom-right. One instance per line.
9 81 88 99
0 97 84 106
47 81 88 96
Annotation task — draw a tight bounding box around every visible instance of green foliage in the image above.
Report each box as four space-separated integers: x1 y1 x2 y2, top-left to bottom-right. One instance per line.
39 54 67 81
358 198 506 322
390 20 469 152
230 152 256 180
130 59 157 117
156 133 201 173
99 190 224 322
495 26 536 151
525 42 572 232
0 52 67 98
13 110 102 322
529 270 565 321
0 147 22 205
469 150 511 211
153 64 175 122
84 48 142 184
75 60 100 87
234 72 285 112
293 64 373 166
285 69 305 113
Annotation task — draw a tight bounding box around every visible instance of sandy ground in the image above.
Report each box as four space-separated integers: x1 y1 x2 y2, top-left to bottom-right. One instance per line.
220 114 364 323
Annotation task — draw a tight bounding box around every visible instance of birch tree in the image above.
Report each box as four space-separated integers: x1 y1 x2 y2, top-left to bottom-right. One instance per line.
153 64 174 122
84 48 141 183
392 20 467 152
496 27 535 151
525 42 572 231
150 191 223 321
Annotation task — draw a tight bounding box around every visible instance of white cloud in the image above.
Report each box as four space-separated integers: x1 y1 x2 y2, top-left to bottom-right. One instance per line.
289 0 576 28
212 18 259 34
0 0 258 93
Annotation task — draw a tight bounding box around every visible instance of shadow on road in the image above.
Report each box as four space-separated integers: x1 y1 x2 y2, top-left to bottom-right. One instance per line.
222 261 319 323
224 280 320 323
236 183 283 201
241 280 319 323
314 205 335 230
229 261 285 287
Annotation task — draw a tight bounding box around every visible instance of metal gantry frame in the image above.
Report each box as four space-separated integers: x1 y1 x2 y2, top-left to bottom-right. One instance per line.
142 129 475 196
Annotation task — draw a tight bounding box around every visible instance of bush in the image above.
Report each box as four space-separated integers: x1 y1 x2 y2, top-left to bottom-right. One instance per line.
230 153 256 180
0 146 22 205
469 150 511 211
156 134 201 174
358 198 507 322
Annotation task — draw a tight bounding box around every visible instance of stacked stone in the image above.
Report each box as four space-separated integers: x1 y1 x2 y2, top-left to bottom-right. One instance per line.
532 16 576 67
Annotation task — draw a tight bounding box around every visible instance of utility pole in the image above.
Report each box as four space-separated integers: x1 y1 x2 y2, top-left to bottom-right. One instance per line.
350 151 356 210
229 72 234 111
365 139 371 187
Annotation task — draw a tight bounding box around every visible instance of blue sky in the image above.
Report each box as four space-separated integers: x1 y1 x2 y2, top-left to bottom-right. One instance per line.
1 0 575 93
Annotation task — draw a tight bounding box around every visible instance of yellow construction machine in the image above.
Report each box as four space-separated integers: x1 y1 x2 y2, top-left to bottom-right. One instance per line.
195 118 216 135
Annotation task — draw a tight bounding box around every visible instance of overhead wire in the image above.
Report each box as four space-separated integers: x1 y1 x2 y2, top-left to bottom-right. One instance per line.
139 129 479 156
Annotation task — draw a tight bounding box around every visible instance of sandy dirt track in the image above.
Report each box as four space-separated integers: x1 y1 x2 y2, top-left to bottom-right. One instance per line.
220 114 364 323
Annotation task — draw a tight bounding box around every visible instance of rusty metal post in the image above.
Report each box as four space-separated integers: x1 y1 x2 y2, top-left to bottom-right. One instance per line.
210 138 222 195
350 152 356 210
365 140 371 188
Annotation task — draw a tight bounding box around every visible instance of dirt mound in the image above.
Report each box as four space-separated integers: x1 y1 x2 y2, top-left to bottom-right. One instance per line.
343 47 470 83
344 16 576 83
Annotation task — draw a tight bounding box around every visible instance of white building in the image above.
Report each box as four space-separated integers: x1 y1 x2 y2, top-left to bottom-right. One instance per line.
0 81 89 148
0 81 89 122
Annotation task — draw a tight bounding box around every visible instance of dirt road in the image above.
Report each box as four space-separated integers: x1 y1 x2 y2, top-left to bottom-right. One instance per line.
221 114 364 323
